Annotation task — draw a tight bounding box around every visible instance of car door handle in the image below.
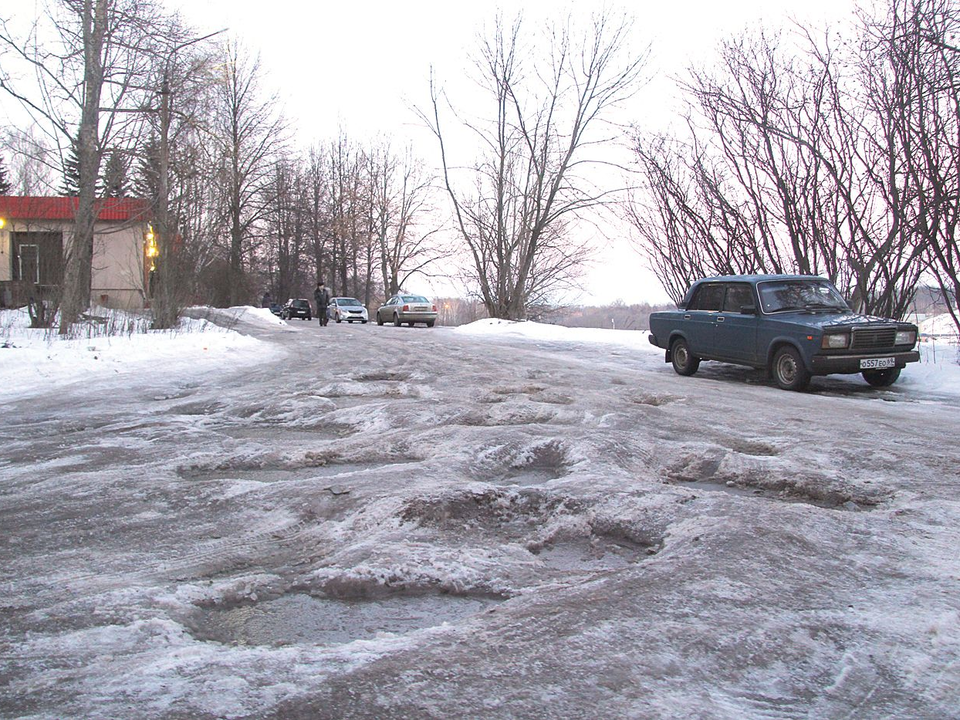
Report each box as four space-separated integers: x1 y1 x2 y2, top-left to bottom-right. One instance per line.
683 314 691 320
717 316 725 323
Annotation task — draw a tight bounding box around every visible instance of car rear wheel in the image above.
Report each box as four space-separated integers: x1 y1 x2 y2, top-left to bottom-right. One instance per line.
670 338 700 376
426 320 435 327
393 313 401 327
772 346 810 391
862 368 901 387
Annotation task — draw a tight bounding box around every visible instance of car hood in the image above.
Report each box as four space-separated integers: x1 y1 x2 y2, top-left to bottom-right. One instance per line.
769 310 913 330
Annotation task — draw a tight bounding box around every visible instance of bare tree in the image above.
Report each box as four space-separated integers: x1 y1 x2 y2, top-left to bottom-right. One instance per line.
0 0 163 331
872 0 960 332
370 141 444 300
207 40 287 307
423 11 648 319
1 128 57 194
138 25 222 328
630 19 927 318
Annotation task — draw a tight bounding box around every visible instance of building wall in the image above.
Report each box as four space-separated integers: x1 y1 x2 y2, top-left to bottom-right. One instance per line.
91 221 148 309
0 217 148 309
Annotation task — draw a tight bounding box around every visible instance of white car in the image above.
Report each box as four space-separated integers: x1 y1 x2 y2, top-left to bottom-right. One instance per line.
328 296 369 323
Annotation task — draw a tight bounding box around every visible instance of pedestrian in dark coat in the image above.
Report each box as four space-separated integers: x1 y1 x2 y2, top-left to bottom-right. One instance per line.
314 282 331 326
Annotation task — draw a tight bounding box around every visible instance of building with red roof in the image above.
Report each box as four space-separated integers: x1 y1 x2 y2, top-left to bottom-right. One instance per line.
0 196 153 309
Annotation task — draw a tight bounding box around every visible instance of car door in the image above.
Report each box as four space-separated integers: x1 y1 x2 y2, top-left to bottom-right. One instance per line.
683 283 724 355
380 296 397 322
713 283 760 363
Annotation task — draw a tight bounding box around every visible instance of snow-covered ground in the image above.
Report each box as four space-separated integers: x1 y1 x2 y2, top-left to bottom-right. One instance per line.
2 308 959 719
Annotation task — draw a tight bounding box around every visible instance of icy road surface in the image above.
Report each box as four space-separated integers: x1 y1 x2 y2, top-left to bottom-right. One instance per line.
2 314 959 719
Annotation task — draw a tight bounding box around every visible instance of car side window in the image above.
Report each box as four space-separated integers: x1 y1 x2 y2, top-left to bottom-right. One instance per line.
723 284 753 313
690 283 724 311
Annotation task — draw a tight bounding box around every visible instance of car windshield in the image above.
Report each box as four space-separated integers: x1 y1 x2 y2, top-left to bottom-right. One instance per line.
291 300 308 308
401 295 428 303
757 279 848 313
338 298 362 307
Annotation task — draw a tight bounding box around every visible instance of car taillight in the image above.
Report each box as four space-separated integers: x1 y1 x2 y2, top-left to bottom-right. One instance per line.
432 304 437 312
403 304 409 311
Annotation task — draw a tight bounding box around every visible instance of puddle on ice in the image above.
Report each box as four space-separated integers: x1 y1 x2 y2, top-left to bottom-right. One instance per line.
180 463 371 484
531 538 645 571
678 480 873 510
191 592 502 647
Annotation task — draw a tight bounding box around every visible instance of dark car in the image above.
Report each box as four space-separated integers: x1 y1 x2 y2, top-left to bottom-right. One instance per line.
648 275 920 391
328 296 369 323
268 303 283 317
281 298 312 321
375 294 438 327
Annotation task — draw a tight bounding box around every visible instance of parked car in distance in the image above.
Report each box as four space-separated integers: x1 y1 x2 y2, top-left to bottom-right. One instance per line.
328 296 369 324
268 303 283 317
281 298 312 321
375 294 438 327
648 274 920 391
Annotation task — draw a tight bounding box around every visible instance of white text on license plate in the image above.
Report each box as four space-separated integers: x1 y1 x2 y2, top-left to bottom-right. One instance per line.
861 357 895 370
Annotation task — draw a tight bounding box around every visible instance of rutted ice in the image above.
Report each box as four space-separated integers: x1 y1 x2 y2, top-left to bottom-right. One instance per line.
2 308 959 718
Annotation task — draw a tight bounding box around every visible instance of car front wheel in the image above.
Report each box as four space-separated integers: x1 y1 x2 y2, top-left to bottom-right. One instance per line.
772 346 810 391
862 368 901 387
377 313 384 326
670 338 700 376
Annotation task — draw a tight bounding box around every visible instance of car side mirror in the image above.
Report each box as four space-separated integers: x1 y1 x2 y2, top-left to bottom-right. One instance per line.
740 305 757 315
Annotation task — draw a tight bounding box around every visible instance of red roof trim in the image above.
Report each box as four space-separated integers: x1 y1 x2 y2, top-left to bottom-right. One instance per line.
0 196 150 222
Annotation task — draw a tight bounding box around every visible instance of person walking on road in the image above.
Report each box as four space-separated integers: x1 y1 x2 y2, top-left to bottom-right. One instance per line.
314 281 331 326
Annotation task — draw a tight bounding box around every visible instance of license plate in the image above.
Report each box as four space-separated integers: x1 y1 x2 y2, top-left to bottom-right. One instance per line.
860 357 895 370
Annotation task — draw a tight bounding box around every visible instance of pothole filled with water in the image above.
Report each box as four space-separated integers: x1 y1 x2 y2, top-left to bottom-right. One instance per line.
673 479 876 511
189 592 503 647
528 537 650 571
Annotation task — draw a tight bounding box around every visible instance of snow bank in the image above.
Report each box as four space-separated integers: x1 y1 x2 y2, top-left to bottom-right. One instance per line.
919 312 960 340
454 318 661 354
0 306 284 401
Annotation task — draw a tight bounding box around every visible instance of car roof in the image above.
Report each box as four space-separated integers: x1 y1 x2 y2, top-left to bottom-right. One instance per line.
332 296 360 301
696 274 827 284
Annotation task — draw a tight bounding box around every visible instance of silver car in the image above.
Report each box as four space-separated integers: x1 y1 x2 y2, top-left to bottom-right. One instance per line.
375 294 438 327
328 296 369 323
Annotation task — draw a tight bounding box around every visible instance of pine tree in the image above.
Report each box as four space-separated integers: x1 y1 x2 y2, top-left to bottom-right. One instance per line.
0 156 12 195
102 150 129 198
134 137 160 203
61 136 81 196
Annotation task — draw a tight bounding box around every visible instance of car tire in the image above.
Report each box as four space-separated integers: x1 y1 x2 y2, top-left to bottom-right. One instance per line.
426 320 435 327
670 338 700 376
862 368 901 387
772 346 811 391
362 319 368 324
393 313 401 327
377 313 384 326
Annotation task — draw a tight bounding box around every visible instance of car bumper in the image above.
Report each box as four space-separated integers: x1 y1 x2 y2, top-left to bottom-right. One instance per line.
399 313 437 323
810 350 920 375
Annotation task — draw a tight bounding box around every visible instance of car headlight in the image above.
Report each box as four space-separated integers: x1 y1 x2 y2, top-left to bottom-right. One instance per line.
821 333 850 349
895 330 916 346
